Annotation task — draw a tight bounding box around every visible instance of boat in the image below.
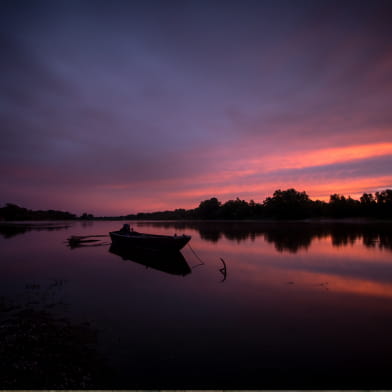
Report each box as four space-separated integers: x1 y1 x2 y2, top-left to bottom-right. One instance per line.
109 244 192 276
109 224 191 251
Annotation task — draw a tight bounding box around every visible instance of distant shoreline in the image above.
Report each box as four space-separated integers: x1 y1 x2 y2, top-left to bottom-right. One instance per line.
1 217 392 224
2 188 392 221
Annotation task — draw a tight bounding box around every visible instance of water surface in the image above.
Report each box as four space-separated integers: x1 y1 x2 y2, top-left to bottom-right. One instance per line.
1 220 392 388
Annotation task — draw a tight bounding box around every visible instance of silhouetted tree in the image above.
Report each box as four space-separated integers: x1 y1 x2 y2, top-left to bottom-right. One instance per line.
0 203 28 220
312 199 328 217
196 197 221 219
328 194 360 217
375 189 392 204
219 198 252 219
329 194 346 217
0 203 76 220
375 189 392 217
248 199 265 219
360 193 375 205
263 189 313 219
80 213 94 220
360 193 376 216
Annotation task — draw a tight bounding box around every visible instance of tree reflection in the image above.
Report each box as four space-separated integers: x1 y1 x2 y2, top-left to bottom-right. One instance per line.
262 225 313 253
0 223 70 238
140 221 392 253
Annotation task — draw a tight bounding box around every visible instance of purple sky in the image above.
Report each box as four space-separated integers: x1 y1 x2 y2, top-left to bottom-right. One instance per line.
1 0 392 215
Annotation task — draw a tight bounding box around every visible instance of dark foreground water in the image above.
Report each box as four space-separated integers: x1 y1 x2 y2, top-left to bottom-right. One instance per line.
1 220 392 388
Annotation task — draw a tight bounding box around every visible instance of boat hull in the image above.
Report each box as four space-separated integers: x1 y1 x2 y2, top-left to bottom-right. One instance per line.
109 230 191 251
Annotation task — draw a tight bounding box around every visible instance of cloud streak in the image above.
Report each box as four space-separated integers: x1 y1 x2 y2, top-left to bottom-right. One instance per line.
1 0 391 214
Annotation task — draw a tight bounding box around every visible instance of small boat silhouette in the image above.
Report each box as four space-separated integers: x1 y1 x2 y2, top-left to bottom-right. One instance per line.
109 224 191 252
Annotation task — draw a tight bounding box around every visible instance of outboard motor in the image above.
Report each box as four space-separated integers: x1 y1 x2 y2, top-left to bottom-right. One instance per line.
120 223 131 233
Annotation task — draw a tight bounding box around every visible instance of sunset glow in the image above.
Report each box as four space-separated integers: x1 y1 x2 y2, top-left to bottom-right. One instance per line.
250 142 392 172
189 231 392 299
1 1 391 215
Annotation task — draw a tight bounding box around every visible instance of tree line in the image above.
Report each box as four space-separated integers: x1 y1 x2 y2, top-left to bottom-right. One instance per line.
1 188 392 221
0 203 77 221
135 188 392 220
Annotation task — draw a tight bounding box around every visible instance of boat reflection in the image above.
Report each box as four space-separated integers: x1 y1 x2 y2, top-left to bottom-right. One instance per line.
109 244 192 276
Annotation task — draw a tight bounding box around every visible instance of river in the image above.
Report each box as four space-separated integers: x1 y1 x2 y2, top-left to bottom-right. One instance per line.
1 220 392 388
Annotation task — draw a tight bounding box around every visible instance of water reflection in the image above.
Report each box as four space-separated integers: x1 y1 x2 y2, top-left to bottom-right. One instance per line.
0 222 71 238
66 235 110 249
1 220 392 388
139 221 392 253
3 220 392 254
109 244 191 276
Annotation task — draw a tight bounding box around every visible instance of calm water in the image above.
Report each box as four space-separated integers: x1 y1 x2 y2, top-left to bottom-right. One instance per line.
1 220 392 388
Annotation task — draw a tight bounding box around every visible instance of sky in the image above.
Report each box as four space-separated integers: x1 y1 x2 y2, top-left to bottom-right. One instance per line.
1 0 392 216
